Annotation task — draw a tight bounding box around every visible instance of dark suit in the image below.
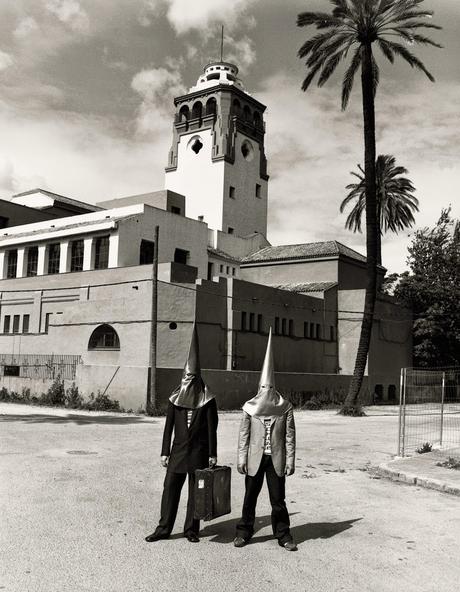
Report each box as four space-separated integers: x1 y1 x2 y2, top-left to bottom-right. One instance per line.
155 399 218 536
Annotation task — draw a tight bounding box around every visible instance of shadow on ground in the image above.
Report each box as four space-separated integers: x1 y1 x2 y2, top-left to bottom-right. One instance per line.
0 413 156 426
185 514 362 546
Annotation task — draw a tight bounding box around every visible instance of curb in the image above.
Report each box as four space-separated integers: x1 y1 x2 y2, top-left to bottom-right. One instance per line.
377 462 460 497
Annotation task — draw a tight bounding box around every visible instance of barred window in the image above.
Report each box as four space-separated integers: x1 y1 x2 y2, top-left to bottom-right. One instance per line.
26 246 38 277
3 315 10 333
70 240 84 272
48 243 60 274
22 314 30 333
88 324 120 350
6 250 17 279
95 236 109 270
13 315 20 333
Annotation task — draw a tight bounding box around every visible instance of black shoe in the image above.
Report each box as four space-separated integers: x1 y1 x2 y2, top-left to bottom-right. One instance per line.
145 532 169 542
186 533 200 543
280 540 298 551
233 536 248 548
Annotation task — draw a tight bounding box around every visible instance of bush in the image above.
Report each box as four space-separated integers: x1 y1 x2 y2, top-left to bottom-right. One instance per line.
436 457 460 470
41 377 66 407
287 388 344 410
85 390 122 412
416 442 433 454
0 387 10 402
65 383 83 409
339 405 366 417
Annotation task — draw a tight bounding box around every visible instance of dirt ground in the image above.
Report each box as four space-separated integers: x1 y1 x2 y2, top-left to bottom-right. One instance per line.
1 403 459 592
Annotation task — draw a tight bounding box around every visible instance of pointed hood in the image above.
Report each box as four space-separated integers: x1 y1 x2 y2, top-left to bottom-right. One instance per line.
169 323 215 409
242 328 291 417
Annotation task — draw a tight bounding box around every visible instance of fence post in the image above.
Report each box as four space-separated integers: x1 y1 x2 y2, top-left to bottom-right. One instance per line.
440 371 446 447
398 367 404 456
401 368 407 457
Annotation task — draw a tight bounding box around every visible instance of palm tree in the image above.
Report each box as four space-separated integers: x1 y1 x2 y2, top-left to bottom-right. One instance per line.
340 154 419 265
297 0 441 413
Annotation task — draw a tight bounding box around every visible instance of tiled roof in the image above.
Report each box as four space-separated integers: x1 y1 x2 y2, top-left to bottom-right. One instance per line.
271 281 338 293
241 240 366 264
12 189 103 212
207 247 241 263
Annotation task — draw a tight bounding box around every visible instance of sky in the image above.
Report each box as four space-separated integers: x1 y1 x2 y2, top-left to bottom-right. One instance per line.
0 0 459 274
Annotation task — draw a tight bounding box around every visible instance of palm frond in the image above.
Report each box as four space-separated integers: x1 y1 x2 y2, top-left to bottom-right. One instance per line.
341 46 362 110
386 40 435 81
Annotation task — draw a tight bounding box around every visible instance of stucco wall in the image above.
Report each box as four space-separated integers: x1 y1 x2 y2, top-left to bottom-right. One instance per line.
240 259 339 286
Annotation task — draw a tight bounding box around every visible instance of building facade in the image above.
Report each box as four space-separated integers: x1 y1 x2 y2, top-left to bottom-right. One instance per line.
0 59 412 409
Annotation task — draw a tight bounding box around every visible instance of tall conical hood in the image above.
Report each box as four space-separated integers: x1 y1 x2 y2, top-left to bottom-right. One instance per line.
169 323 215 409
242 328 291 417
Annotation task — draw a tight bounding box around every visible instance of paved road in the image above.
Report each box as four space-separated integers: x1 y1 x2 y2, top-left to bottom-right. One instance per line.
1 403 459 592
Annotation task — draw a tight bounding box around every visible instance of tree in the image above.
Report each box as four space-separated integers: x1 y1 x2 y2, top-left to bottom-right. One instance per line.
394 209 460 367
297 0 441 413
340 154 419 265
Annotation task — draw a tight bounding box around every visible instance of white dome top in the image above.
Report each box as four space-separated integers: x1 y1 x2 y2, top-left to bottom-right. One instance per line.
189 62 246 93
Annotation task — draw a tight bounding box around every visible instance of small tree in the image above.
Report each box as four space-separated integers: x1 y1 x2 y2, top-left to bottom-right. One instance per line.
394 208 460 366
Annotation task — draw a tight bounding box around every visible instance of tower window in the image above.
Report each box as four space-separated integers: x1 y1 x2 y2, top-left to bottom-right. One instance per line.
229 186 235 199
243 105 251 121
179 105 190 123
241 140 254 162
191 138 203 154
171 206 181 215
191 101 202 120
174 248 189 265
205 97 217 116
255 184 261 198
228 227 234 235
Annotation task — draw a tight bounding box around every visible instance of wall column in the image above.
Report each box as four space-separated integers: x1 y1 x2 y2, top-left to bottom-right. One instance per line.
59 241 71 273
83 237 94 271
37 245 47 276
16 247 27 278
108 233 119 268
0 252 6 280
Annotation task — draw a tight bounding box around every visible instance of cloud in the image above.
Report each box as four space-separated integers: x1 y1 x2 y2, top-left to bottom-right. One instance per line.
46 0 89 33
160 0 258 35
13 16 39 39
0 51 14 71
225 36 256 72
131 67 185 134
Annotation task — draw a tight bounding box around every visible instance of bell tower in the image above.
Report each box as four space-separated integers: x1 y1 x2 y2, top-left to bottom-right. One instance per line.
165 61 269 237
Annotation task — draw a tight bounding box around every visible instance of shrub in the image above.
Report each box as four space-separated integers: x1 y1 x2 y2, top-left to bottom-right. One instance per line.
436 457 460 470
0 387 10 402
65 383 83 409
339 405 366 417
42 377 66 406
416 442 433 454
85 390 123 412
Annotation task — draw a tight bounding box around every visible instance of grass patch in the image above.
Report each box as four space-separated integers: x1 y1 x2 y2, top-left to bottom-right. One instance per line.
436 457 460 470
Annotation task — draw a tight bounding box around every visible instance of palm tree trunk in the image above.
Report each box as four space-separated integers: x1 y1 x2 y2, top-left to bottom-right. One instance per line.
376 204 382 266
342 44 379 412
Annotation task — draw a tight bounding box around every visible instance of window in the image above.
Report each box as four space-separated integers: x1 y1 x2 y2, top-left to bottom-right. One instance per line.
70 240 84 272
257 314 263 333
44 312 52 333
229 186 235 199
174 248 189 265
4 366 19 377
241 311 247 331
304 322 309 339
94 236 109 270
228 227 234 235
171 206 181 215
6 250 17 279
3 315 10 333
232 268 236 276
249 313 255 332
48 243 60 274
288 319 294 337
219 264 224 273
281 318 287 336
88 324 120 350
139 240 155 265
388 384 397 401
13 315 20 334
330 326 335 341
374 384 384 404
226 266 230 274
0 216 8 229
255 184 261 198
26 246 38 277
22 315 30 334
207 262 214 280
274 317 280 335
316 324 321 340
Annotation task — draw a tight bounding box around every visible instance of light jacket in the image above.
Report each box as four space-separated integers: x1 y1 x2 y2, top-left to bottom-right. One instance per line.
237 408 295 477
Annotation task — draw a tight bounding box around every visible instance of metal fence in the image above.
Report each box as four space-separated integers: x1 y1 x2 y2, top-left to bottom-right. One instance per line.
398 367 460 457
0 354 82 380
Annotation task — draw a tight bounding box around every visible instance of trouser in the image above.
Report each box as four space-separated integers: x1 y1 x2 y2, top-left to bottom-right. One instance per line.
154 471 200 536
236 454 292 544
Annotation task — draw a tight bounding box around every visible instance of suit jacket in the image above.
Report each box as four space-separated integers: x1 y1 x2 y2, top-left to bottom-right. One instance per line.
161 398 218 474
237 408 295 477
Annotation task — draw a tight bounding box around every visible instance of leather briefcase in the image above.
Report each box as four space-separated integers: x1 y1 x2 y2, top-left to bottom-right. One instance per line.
194 466 231 521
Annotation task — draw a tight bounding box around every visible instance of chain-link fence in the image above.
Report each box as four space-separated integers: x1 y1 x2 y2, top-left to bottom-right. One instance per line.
398 367 460 457
0 354 81 380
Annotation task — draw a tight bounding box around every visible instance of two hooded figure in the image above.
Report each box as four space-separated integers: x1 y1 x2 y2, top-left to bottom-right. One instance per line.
234 328 297 550
145 324 218 543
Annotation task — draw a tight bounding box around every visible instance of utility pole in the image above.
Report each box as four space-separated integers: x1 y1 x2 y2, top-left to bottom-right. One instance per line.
147 225 160 415
220 25 224 62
